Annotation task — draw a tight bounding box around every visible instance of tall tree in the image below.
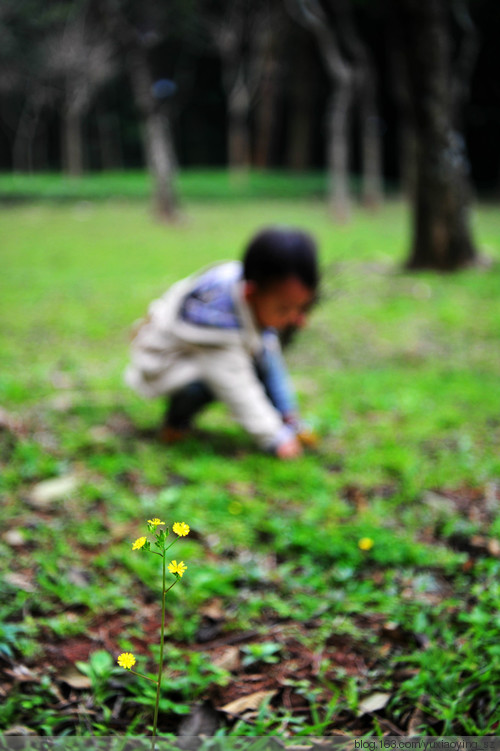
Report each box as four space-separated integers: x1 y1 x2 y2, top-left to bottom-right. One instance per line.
94 0 191 219
286 0 384 218
392 0 478 270
286 30 316 171
287 0 354 221
0 0 53 172
253 3 284 169
45 7 115 176
208 0 274 175
0 0 115 175
390 37 417 200
334 0 383 208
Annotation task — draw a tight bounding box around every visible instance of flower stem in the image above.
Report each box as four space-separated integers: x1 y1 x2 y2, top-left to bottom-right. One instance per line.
129 669 157 684
151 556 178 751
151 554 166 751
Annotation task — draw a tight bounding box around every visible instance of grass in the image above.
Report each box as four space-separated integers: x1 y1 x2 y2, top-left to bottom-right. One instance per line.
1 171 500 736
0 169 330 202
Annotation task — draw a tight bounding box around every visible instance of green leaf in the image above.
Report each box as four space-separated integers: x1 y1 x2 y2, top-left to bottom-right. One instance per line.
89 650 113 676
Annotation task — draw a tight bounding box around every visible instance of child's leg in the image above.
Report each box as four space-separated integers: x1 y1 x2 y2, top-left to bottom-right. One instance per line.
164 381 215 430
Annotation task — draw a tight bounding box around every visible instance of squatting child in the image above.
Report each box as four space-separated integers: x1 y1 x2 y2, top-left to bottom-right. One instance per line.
125 226 319 459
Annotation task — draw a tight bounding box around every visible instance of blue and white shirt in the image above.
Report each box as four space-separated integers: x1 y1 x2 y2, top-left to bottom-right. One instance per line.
180 261 297 418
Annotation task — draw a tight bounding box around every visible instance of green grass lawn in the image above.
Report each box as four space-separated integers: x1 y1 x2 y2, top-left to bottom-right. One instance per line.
1 174 500 736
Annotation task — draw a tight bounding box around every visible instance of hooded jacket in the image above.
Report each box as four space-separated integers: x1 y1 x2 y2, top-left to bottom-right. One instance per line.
125 262 294 450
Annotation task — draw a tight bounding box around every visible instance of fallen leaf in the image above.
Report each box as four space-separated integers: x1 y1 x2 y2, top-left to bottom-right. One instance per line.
220 690 276 716
422 491 456 516
3 529 26 547
4 665 41 683
4 572 36 592
357 691 391 716
29 474 80 508
3 726 37 736
58 666 92 690
108 521 138 541
66 567 91 587
487 538 500 557
471 534 487 547
211 646 240 672
200 598 226 621
407 702 427 734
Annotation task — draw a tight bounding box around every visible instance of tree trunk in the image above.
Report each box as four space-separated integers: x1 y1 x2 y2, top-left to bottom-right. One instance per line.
287 0 354 221
12 101 32 173
395 0 478 270
62 105 84 177
399 120 417 201
359 71 383 208
390 39 417 199
144 110 177 217
410 130 476 270
332 0 383 208
34 117 50 172
326 80 352 222
128 45 177 219
286 39 314 170
97 111 123 170
227 70 251 175
253 56 278 168
13 91 46 173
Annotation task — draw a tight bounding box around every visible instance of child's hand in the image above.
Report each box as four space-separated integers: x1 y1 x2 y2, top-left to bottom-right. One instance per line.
276 436 303 459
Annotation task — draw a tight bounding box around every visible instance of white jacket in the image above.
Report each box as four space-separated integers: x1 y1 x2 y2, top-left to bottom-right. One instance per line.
125 262 290 449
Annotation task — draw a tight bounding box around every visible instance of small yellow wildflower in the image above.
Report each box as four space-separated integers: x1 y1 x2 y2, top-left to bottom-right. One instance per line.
172 522 190 537
358 537 374 551
168 560 187 577
117 652 136 670
148 518 165 527
132 536 147 550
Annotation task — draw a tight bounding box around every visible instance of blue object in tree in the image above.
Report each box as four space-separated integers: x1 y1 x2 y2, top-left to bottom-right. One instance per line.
152 79 177 99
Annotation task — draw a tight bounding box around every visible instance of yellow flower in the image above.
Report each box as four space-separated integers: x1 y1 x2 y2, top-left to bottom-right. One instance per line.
132 536 147 550
117 652 136 670
148 518 165 527
168 560 187 577
172 522 190 537
358 537 374 551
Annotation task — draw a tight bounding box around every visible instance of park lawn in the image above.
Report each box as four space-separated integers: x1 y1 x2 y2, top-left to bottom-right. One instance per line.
1 184 500 736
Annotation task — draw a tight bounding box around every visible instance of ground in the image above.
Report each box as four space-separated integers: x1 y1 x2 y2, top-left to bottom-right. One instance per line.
1 184 500 736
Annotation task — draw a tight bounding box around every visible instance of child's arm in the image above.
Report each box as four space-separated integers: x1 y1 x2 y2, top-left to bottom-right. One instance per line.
258 330 298 424
259 332 318 451
196 344 299 455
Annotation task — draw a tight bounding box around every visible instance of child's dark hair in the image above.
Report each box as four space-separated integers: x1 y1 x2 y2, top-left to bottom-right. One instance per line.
243 227 319 292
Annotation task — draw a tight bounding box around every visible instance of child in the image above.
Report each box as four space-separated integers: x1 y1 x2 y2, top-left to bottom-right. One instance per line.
125 226 319 459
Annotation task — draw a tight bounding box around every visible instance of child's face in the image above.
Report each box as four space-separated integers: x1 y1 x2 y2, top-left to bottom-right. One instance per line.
245 276 315 331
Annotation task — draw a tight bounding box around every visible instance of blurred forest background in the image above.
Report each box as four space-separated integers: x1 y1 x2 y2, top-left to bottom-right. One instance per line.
2 0 500 735
1 0 499 221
